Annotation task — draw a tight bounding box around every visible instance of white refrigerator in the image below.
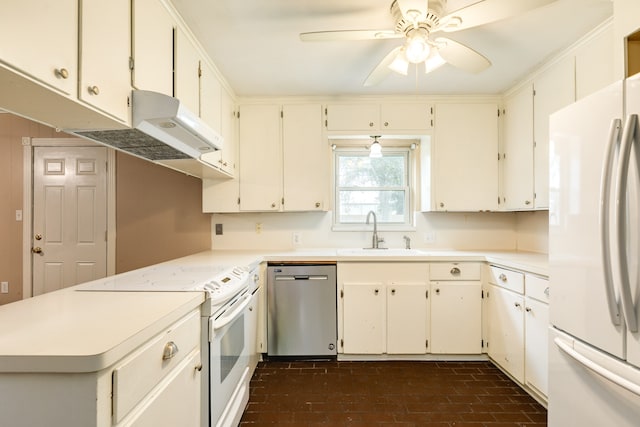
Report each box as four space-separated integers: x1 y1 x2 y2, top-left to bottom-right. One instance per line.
548 73 640 425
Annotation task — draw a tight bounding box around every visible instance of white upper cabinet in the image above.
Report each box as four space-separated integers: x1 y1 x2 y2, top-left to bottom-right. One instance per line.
282 104 327 211
0 0 78 97
79 0 131 122
236 103 327 212
326 104 380 131
174 27 201 116
238 104 282 211
325 103 433 133
131 0 174 96
533 56 575 209
503 84 535 210
430 103 499 212
575 24 615 100
200 61 222 132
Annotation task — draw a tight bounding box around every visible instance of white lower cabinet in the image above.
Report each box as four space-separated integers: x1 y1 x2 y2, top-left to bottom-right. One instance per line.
487 265 549 401
430 281 482 354
524 275 550 398
0 308 202 427
487 282 525 383
429 262 483 354
339 263 429 355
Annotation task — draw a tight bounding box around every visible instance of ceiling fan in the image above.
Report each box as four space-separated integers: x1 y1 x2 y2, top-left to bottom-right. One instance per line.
300 0 557 86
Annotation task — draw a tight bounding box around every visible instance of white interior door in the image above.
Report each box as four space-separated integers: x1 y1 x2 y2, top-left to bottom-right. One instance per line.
32 146 108 295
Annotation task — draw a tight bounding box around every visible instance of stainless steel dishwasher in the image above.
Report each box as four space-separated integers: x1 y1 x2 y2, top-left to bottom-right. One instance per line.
267 264 337 357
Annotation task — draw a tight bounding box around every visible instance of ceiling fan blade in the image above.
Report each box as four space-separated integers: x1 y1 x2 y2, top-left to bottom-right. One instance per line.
300 30 402 42
436 37 491 73
439 0 557 32
396 0 429 23
364 46 403 87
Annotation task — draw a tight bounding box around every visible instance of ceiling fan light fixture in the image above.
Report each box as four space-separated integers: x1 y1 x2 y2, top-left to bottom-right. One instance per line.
388 49 409 75
424 50 447 73
405 30 430 63
369 136 383 158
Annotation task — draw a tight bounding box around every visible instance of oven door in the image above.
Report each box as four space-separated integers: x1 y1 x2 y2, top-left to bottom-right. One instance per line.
209 291 252 427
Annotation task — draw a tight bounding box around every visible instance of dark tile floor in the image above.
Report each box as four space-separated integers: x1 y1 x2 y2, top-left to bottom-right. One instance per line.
240 360 547 427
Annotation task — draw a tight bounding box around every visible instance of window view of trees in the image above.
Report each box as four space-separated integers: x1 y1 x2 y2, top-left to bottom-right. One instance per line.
336 150 409 224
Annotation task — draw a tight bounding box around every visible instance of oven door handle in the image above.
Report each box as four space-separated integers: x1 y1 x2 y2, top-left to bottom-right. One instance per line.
213 293 251 331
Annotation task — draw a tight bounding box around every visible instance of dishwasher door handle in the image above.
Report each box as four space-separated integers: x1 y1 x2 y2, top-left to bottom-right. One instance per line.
275 275 329 281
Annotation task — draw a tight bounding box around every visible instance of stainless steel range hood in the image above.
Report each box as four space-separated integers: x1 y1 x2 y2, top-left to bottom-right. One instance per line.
70 90 224 178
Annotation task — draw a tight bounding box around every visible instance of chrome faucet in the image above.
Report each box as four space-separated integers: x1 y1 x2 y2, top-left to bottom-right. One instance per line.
403 235 411 249
366 211 384 249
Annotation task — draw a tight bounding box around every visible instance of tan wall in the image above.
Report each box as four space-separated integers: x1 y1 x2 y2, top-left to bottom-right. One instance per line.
0 113 212 304
0 113 59 304
115 152 211 273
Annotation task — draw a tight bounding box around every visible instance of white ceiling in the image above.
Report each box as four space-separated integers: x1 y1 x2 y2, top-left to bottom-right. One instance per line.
170 0 613 97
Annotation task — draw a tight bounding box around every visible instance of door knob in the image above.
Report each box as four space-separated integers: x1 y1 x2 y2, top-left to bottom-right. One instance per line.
35 234 42 241
32 247 43 254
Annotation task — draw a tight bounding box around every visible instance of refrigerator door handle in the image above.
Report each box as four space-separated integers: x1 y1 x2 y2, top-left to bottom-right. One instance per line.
615 114 639 332
600 118 623 326
555 337 640 397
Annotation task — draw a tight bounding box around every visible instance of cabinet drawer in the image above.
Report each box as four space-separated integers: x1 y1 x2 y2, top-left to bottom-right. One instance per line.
430 263 481 281
113 309 201 423
488 266 524 294
526 274 549 303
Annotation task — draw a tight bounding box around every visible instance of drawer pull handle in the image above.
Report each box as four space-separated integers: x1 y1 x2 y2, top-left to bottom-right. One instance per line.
195 363 203 372
450 267 461 275
544 287 550 297
374 289 379 295
435 288 440 295
391 289 396 295
162 341 179 360
514 302 521 308
526 307 532 313
499 273 507 282
54 67 69 79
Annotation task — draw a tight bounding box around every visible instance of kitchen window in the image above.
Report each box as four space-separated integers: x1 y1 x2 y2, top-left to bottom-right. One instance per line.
333 145 412 229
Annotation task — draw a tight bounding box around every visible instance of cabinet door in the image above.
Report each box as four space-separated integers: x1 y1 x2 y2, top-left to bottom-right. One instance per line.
430 282 482 354
433 103 499 211
174 27 200 115
79 0 131 122
381 103 433 131
0 1 77 96
200 61 222 131
122 350 201 427
488 284 525 383
533 56 575 209
325 104 379 131
503 84 535 210
525 297 549 397
387 283 428 354
282 104 327 211
342 283 386 354
131 0 174 95
238 104 282 211
219 88 237 175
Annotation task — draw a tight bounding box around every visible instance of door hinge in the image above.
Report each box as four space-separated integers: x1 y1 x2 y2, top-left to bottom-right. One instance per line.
280 110 284 119
198 62 202 78
533 89 537 96
426 290 428 299
128 56 134 71
481 289 484 299
430 106 433 115
481 339 484 348
281 197 285 206
498 196 501 205
237 197 240 205
324 107 328 116
340 339 344 348
340 289 344 298
426 339 429 348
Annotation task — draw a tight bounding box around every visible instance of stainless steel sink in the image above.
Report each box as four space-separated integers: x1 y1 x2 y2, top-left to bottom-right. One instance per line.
336 248 429 257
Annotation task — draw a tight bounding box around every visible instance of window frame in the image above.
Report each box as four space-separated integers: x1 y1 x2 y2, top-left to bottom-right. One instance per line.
332 145 414 231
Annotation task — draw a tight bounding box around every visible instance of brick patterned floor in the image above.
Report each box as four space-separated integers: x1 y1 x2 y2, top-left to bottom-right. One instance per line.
240 360 547 427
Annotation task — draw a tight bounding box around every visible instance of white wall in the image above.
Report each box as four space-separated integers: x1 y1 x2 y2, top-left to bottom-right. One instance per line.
211 211 532 252
515 210 548 253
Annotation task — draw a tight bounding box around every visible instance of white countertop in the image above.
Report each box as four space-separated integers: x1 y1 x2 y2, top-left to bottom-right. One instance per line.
0 290 204 373
0 248 546 373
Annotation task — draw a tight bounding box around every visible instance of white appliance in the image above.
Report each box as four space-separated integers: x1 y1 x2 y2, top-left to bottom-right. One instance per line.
548 73 640 425
76 262 259 427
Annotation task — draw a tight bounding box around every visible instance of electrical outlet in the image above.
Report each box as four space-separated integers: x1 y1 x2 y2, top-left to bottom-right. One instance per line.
1 282 8 294
292 232 301 247
424 231 436 244
255 223 262 234
15 210 22 221
215 223 223 235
